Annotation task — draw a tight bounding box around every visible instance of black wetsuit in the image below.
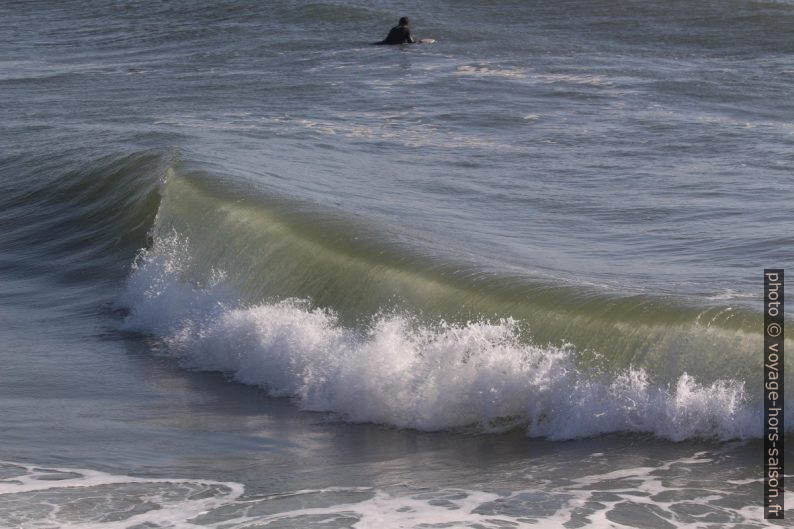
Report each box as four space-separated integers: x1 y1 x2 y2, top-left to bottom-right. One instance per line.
378 25 414 45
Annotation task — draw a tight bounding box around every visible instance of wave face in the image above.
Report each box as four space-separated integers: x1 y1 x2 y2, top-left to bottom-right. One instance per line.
0 151 166 287
118 171 790 441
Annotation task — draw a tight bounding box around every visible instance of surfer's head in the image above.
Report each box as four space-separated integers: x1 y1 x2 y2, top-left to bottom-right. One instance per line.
399 17 410 27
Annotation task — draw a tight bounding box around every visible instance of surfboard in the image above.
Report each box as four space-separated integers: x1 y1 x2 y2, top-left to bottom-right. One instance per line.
370 38 436 45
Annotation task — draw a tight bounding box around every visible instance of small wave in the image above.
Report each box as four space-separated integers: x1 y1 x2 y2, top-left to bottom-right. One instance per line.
532 73 611 86
455 65 611 86
455 65 527 79
152 112 513 150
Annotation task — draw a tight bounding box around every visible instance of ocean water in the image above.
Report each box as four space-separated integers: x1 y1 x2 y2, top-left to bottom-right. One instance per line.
1 0 793 527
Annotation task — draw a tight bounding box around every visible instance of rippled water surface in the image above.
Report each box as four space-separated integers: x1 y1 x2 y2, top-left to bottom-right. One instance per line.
1 0 792 527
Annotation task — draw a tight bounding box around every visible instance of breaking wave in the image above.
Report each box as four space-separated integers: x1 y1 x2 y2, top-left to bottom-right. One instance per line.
119 230 770 441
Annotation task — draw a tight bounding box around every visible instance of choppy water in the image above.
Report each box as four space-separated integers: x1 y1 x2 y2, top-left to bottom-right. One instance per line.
1 0 793 527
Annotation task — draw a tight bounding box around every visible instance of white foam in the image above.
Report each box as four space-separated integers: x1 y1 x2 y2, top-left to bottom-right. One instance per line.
119 235 768 441
3 456 788 529
0 460 243 529
0 460 526 528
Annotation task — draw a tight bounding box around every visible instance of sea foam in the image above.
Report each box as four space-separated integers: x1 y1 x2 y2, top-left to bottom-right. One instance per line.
0 455 778 529
120 235 765 441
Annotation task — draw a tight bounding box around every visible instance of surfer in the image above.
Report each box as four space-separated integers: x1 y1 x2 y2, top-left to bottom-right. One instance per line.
376 17 415 45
